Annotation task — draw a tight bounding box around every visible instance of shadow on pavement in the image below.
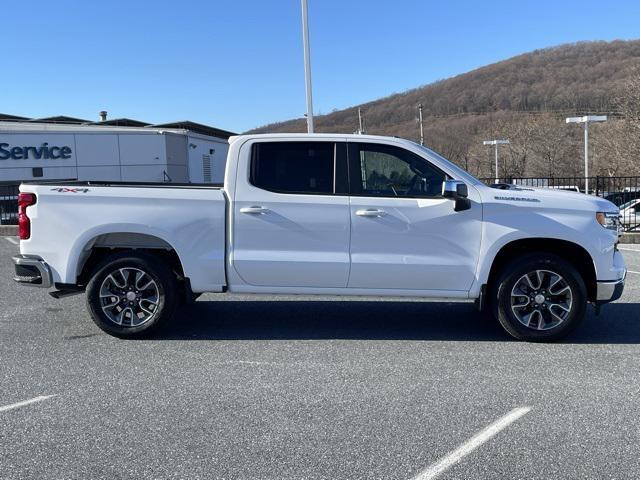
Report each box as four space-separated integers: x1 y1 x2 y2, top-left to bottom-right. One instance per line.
156 300 640 344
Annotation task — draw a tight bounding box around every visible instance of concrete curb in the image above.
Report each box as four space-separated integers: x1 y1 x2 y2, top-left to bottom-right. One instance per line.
621 233 640 244
0 226 17 236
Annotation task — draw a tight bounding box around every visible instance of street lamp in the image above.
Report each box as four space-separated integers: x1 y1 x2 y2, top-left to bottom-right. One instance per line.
301 0 314 133
483 139 510 184
566 115 607 194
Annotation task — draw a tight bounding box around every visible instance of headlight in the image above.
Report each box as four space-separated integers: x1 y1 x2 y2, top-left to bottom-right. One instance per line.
596 211 621 234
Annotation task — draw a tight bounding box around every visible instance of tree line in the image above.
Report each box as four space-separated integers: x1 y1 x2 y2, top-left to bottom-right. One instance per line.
424 71 640 179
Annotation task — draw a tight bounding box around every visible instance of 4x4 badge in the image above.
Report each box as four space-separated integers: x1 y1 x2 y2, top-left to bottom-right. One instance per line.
50 188 90 193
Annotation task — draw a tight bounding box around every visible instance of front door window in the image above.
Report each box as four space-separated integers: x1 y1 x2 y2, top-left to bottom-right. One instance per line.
350 143 446 197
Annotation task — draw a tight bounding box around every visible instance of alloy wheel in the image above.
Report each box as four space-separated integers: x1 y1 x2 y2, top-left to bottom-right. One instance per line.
510 269 573 331
99 268 160 327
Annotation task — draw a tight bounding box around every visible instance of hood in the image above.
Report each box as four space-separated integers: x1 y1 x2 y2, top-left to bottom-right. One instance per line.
480 184 619 213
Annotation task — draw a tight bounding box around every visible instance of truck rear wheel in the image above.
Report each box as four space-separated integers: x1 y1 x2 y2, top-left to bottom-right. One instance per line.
493 253 587 341
86 252 178 338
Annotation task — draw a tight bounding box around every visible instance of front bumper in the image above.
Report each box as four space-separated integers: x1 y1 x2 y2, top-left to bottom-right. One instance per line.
596 269 626 304
12 255 53 288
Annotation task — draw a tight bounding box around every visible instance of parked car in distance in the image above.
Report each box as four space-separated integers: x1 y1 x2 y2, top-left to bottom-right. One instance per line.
547 185 581 192
12 134 626 341
605 190 640 207
619 198 640 231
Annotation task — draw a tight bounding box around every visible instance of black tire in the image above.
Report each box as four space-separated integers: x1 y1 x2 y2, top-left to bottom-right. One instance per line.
492 253 587 342
85 252 178 339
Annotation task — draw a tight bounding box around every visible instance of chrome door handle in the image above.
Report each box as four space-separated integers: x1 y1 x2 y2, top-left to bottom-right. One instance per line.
355 208 386 217
240 206 270 214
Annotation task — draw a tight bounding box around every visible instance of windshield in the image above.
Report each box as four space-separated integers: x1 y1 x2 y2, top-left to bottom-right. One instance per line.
414 144 482 186
620 199 639 209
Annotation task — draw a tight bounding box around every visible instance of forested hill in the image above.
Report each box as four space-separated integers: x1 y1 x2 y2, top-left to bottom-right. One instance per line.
249 40 640 136
249 40 640 179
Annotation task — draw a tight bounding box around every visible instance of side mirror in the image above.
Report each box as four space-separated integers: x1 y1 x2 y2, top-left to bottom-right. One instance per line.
442 180 471 212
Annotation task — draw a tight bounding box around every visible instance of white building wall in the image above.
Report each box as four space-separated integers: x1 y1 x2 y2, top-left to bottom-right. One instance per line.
164 134 189 182
0 133 78 181
118 134 168 182
187 136 229 183
75 134 121 181
0 124 228 184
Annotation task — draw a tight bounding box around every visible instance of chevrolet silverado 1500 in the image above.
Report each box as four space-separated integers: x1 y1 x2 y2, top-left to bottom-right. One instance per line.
12 134 626 341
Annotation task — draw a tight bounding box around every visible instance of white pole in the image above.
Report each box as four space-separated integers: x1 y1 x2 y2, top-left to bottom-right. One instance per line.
584 121 589 194
301 0 314 133
418 103 424 146
566 115 606 194
484 139 509 183
495 144 499 184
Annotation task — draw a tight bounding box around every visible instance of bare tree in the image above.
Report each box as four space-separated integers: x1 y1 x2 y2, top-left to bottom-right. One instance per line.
592 68 640 176
528 114 574 177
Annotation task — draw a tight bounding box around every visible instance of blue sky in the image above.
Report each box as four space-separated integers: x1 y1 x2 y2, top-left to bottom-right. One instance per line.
3 0 639 132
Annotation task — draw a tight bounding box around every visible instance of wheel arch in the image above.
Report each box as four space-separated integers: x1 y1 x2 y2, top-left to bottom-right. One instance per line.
485 238 597 302
75 232 186 285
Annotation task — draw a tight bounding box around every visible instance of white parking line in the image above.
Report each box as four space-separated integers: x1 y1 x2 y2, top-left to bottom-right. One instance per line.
628 270 640 275
0 395 55 413
411 407 531 480
619 247 640 253
4 237 18 245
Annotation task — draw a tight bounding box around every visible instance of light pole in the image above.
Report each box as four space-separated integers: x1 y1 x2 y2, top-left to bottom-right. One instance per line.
418 103 424 146
566 115 607 194
301 0 314 133
483 139 510 184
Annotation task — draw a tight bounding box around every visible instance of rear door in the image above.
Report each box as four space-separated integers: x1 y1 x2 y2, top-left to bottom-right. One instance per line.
232 140 351 287
347 141 482 292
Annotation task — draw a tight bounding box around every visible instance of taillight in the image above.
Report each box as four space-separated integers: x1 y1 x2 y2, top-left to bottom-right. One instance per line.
18 192 36 240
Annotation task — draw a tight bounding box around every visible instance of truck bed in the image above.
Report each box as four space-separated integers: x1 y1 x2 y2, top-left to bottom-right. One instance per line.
19 181 227 292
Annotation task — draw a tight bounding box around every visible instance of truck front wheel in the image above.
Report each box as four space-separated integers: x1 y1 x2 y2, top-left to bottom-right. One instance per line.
493 253 587 341
86 252 178 339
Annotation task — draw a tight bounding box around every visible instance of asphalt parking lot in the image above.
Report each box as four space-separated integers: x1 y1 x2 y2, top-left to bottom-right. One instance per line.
1 237 640 480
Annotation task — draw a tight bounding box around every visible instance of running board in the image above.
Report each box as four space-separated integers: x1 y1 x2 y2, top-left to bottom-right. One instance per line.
49 288 85 299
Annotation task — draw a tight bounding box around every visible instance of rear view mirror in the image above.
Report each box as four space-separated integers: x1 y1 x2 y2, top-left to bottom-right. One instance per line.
409 161 425 176
442 180 471 212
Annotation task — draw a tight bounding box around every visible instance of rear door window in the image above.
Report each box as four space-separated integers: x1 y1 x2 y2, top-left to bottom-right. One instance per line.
251 142 347 195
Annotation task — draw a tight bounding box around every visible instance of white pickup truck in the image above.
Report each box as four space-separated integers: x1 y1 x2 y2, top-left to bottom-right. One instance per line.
13 134 626 341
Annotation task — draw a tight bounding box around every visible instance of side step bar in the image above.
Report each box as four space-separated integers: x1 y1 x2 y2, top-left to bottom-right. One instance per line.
49 286 85 299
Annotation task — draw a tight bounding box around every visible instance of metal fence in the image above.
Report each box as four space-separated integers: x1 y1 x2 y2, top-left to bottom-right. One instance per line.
0 184 19 225
481 176 640 232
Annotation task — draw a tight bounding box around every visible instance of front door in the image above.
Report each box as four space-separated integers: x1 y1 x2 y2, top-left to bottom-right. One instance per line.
232 140 351 288
347 142 482 292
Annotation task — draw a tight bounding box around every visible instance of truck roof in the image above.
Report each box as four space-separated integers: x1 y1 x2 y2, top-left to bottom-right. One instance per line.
229 132 416 146
229 132 482 186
